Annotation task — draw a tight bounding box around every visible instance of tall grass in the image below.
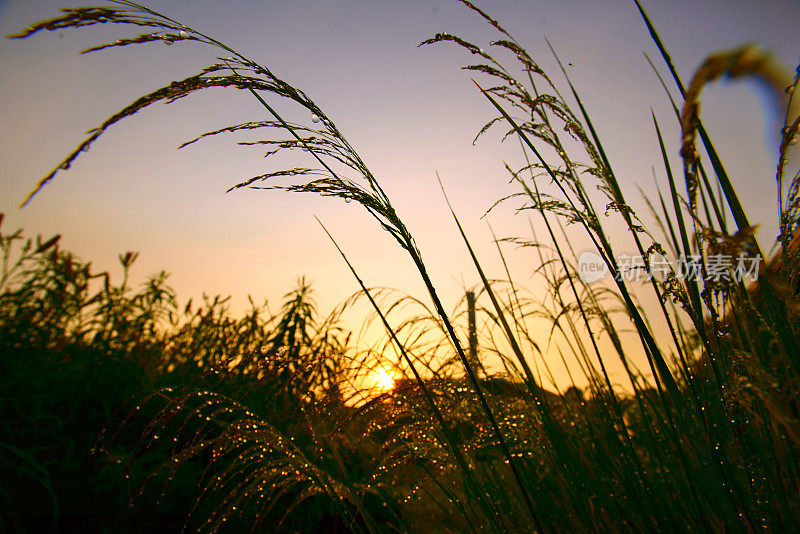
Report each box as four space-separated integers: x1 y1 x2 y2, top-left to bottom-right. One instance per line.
0 216 391 531
7 0 800 532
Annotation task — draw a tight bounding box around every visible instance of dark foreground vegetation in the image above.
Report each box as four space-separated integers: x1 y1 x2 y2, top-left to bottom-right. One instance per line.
0 225 381 532
3 0 800 532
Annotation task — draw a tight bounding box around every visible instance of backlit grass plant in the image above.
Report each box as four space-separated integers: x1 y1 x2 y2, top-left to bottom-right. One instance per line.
8 0 800 532
0 217 381 531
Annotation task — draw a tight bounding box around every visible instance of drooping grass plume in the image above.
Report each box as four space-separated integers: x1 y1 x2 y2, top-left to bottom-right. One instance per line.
8 0 800 532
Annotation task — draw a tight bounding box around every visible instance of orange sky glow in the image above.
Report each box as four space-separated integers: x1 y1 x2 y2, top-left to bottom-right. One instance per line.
1 0 798 393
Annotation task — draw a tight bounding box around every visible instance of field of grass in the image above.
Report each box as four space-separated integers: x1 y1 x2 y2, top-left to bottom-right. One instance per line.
2 0 800 532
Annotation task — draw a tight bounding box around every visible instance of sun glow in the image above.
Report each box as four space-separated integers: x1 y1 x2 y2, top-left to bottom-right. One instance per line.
371 367 397 392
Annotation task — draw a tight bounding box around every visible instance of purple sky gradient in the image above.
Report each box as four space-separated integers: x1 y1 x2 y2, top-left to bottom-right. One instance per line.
1 0 798 389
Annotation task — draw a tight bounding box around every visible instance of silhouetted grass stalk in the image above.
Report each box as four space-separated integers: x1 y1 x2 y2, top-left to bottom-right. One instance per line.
8 0 800 531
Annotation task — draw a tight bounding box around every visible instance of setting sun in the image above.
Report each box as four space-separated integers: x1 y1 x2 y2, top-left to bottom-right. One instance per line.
2 0 798 530
371 367 397 392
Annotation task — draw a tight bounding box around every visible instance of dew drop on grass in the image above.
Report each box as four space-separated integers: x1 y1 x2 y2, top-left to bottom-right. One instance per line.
179 30 189 38
345 198 351 204
164 38 173 46
311 113 320 123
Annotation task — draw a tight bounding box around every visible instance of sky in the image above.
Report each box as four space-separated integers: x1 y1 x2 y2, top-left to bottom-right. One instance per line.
1 0 799 390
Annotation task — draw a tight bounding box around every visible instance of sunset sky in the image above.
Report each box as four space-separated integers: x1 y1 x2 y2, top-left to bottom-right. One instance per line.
1 0 798 389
